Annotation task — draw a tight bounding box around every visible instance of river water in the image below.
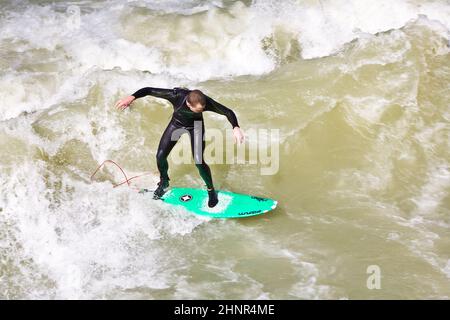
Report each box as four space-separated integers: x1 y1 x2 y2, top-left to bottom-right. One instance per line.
0 0 449 299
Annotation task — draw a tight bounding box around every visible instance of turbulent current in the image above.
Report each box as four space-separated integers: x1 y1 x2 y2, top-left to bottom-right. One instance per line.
0 0 449 299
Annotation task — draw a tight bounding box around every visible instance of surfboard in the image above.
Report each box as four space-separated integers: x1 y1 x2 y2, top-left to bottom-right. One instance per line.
159 187 278 219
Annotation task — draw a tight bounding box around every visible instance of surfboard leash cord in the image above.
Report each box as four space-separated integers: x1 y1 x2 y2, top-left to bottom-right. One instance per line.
90 159 153 191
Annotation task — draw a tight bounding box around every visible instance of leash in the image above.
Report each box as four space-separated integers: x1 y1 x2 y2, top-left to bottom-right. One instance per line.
90 160 153 192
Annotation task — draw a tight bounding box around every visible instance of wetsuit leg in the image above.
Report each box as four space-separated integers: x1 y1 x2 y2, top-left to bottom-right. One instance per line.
156 121 183 181
188 122 214 189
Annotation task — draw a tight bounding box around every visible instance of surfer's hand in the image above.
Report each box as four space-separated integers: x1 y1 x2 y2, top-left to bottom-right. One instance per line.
233 127 244 145
115 96 135 110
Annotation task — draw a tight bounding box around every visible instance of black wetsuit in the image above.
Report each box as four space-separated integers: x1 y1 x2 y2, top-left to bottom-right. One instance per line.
132 87 239 189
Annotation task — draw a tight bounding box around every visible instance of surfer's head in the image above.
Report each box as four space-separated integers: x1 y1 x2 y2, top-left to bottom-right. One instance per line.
187 90 206 113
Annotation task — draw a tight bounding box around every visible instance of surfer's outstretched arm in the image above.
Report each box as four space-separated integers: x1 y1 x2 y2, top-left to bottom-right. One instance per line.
204 95 244 144
115 87 177 110
205 96 239 128
131 87 178 103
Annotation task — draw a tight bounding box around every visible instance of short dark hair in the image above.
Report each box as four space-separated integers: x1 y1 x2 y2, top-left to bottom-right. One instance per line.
187 90 206 107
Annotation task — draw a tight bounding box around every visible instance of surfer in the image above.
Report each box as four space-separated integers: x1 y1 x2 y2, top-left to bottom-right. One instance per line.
115 87 244 207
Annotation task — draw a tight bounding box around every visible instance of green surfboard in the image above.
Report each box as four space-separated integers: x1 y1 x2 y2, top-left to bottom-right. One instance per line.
160 187 278 219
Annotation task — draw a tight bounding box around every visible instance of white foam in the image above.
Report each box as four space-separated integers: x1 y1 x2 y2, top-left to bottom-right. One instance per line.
410 164 450 216
254 0 450 59
0 161 205 298
1 0 449 120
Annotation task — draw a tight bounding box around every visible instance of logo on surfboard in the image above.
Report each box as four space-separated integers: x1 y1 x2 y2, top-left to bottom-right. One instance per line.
251 196 268 202
180 194 193 202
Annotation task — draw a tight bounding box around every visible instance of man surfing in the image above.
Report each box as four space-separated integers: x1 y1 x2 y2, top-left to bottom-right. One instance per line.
115 87 244 208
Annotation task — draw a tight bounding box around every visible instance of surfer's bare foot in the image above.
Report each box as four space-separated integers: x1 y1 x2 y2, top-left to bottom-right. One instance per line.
153 179 169 199
207 188 218 208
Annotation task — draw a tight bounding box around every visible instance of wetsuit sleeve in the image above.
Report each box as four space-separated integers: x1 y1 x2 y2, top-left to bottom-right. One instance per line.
205 95 239 128
131 87 178 104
